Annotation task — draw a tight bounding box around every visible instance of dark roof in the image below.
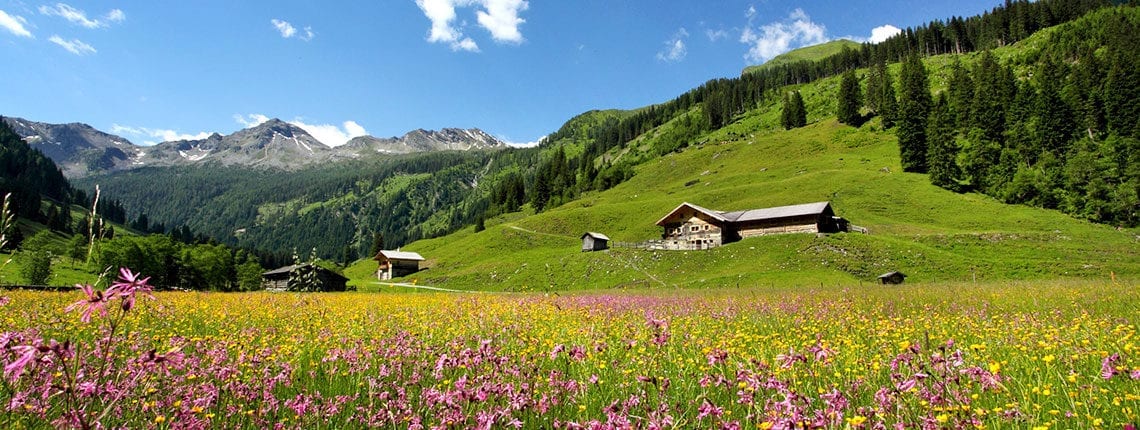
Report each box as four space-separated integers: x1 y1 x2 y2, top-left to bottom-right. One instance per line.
581 232 610 240
722 202 831 222
656 201 832 226
878 271 907 279
263 264 349 281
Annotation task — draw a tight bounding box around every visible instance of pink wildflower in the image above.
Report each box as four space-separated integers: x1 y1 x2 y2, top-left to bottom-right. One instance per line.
107 267 154 311
1101 353 1120 380
64 284 107 323
0 296 9 306
3 344 36 382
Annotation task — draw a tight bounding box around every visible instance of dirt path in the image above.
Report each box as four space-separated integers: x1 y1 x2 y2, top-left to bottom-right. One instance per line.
507 225 576 239
372 282 475 293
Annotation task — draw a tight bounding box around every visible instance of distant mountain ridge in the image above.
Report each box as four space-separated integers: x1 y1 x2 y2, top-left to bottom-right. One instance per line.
2 116 506 177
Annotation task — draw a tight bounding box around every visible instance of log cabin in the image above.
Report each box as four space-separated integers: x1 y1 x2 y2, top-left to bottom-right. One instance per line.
655 201 848 249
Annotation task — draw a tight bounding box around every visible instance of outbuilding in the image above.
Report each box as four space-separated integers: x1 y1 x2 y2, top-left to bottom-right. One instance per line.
262 264 349 292
877 271 907 285
581 232 610 252
374 250 426 280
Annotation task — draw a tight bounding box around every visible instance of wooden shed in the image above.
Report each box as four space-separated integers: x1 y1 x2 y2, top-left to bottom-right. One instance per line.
374 250 425 280
262 264 349 292
877 271 907 285
581 232 610 252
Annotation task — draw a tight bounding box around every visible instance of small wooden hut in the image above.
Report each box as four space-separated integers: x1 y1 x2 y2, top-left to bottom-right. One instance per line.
262 264 349 292
877 271 907 285
581 232 610 252
374 250 425 280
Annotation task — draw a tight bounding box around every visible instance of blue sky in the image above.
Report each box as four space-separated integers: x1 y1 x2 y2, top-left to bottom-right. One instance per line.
0 1 998 147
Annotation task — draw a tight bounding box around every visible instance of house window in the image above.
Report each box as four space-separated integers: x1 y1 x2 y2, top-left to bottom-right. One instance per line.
690 226 699 233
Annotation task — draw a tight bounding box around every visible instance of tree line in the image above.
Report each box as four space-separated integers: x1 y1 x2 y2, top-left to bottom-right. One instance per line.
832 6 1139 226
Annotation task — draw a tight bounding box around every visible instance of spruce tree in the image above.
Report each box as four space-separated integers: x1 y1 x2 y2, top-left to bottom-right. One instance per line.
791 91 807 128
947 59 974 132
927 94 962 190
781 92 794 130
897 55 932 172
837 69 862 125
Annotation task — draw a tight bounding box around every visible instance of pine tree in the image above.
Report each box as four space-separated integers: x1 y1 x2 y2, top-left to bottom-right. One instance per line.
781 92 794 130
790 91 807 128
927 94 962 190
897 55 932 172
837 69 862 125
971 51 1013 143
1104 50 1140 138
865 61 897 127
1033 55 1074 157
947 59 974 132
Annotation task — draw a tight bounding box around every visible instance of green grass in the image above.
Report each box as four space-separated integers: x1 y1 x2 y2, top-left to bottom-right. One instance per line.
345 116 1138 291
742 39 862 75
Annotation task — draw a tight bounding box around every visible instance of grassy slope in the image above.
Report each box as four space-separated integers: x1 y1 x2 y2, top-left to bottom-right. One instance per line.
742 40 862 75
347 113 1138 290
345 22 1140 292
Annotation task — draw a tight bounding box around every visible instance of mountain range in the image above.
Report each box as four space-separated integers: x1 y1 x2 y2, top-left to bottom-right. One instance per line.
2 116 505 177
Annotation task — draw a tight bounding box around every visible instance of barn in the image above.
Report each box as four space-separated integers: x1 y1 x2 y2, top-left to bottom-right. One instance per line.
655 201 848 250
262 264 349 292
878 271 907 284
581 232 610 252
374 250 425 280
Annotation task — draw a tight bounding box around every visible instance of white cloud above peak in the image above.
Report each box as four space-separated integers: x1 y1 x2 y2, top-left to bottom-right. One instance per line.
740 8 827 64
868 24 902 43
39 3 124 29
111 124 212 146
0 9 33 38
414 0 529 52
235 114 366 147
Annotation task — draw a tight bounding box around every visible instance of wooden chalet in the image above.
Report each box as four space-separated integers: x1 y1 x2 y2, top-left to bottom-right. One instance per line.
581 232 610 252
655 201 848 250
374 250 425 280
262 264 349 292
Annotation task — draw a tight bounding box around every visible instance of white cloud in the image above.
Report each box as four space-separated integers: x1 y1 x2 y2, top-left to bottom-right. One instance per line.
504 135 543 148
476 0 527 43
271 18 296 38
656 28 688 63
0 9 33 38
271 19 315 41
39 3 123 29
415 0 529 52
868 24 902 43
740 8 827 64
235 114 366 147
706 28 729 42
48 35 96 55
111 124 212 146
234 114 271 128
290 119 368 147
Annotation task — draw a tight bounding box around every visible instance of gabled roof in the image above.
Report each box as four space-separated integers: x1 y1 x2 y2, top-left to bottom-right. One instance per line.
721 201 832 223
878 271 907 279
655 202 728 226
374 250 425 261
581 232 610 241
656 201 833 226
263 264 349 281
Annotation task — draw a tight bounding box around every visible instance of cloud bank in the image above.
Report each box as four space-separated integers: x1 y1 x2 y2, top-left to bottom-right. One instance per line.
111 124 213 146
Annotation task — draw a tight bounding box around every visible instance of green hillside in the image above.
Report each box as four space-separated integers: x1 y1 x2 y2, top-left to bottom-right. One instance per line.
345 17 1140 291
349 115 1137 291
742 40 862 75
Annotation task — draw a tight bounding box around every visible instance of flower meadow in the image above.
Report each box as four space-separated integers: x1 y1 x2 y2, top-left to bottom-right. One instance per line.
1 273 1138 429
